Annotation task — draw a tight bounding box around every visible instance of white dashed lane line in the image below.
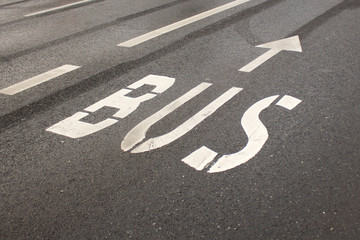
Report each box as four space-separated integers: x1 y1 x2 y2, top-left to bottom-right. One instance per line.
24 0 94 17
118 0 252 47
0 64 80 95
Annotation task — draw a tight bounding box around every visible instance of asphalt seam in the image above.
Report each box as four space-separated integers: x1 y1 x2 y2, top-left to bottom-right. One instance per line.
7 0 355 129
0 0 284 130
1 0 192 60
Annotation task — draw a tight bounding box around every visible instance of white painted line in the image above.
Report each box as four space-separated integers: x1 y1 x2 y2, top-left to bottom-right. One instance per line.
121 82 212 152
240 49 280 73
239 36 302 72
131 87 242 153
0 65 80 95
46 75 175 139
118 0 252 47
276 95 302 110
25 0 94 17
182 146 218 171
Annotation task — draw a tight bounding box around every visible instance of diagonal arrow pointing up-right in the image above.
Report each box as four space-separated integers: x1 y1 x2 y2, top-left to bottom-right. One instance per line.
239 35 302 73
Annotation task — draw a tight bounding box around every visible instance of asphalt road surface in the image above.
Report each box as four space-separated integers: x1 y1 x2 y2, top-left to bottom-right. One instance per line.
1 0 360 239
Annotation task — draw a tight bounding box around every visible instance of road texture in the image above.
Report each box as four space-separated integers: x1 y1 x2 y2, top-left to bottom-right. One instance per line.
1 0 360 239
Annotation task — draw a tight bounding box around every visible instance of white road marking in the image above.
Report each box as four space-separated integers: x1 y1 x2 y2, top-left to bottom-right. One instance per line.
239 36 302 72
25 0 94 17
276 95 302 110
121 82 212 152
84 75 175 119
182 146 218 171
208 95 280 173
240 49 281 73
118 0 252 47
46 112 118 139
0 65 80 95
182 94 302 173
46 75 175 138
131 87 242 153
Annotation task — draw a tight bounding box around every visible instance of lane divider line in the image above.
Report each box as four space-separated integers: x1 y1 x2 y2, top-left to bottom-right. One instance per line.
117 0 252 47
25 0 94 17
0 64 80 95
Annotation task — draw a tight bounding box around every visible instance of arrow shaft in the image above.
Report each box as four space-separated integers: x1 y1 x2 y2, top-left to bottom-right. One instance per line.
239 49 281 72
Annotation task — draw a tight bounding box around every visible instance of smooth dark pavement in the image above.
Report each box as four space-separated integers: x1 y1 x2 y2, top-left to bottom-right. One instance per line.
1 0 360 239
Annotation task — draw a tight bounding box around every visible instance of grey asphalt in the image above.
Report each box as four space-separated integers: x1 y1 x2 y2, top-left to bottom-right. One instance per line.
1 0 360 239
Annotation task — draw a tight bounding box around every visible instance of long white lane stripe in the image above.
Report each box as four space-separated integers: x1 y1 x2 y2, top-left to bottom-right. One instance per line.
0 65 80 95
25 0 94 17
239 49 280 72
118 0 252 47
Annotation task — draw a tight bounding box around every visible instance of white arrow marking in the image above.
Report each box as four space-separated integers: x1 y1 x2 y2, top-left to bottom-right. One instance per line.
239 36 302 73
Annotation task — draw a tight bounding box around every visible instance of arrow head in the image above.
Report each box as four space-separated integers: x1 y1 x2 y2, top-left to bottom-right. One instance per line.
256 35 302 52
